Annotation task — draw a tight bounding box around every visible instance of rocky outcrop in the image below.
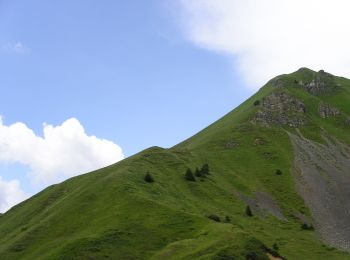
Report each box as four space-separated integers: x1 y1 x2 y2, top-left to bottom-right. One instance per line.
298 70 337 95
262 92 306 112
318 102 341 118
299 77 328 95
346 118 350 125
251 92 307 127
225 140 239 149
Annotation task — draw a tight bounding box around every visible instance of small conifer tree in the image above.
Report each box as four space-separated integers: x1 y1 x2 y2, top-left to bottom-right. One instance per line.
200 164 209 175
207 214 221 222
185 168 196 182
246 205 253 217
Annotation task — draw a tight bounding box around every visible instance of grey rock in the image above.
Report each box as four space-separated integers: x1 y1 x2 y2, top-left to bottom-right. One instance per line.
303 77 328 95
225 140 239 149
253 137 266 146
251 92 307 127
318 102 341 118
262 92 306 113
298 72 336 95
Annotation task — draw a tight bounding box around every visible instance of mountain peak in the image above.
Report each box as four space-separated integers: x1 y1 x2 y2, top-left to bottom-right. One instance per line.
267 68 338 96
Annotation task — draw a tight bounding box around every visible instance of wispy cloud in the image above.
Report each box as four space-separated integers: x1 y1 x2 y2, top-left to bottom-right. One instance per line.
176 0 350 89
2 41 30 54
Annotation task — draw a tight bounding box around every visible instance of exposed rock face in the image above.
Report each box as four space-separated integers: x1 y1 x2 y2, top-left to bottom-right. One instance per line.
301 77 328 95
262 92 306 112
298 71 337 95
318 102 341 118
237 191 286 221
252 92 307 127
346 118 350 125
289 132 350 251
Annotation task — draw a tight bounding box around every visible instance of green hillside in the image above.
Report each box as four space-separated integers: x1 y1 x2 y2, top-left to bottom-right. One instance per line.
1 68 350 259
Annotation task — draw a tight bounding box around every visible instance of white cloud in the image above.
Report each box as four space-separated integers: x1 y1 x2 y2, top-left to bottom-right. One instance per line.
2 41 29 53
0 177 27 213
0 117 124 185
177 0 350 89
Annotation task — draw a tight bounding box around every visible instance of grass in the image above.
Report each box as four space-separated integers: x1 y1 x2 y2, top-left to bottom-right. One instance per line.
0 68 349 259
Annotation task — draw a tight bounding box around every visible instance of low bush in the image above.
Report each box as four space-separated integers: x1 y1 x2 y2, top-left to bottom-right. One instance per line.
275 169 283 175
207 214 221 222
272 243 279 251
144 172 154 183
301 223 314 230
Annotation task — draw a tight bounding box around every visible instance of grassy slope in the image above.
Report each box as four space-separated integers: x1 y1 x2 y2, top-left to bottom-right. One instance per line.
0 69 349 259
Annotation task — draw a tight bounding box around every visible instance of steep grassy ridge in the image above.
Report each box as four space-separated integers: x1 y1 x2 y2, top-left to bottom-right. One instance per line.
0 68 349 259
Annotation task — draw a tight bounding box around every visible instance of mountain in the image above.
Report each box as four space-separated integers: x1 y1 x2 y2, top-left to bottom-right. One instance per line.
1 68 350 259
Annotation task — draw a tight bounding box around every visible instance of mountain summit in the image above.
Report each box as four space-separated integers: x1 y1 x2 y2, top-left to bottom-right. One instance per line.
1 68 350 259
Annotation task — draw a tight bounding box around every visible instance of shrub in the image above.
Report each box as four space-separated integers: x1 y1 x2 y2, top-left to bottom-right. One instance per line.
225 216 231 223
275 169 283 175
253 100 260 106
246 205 253 217
185 168 196 182
144 172 154 183
207 214 221 222
272 243 279 251
301 223 314 230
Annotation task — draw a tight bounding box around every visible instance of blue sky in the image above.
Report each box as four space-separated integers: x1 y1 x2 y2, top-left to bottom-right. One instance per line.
0 0 249 155
2 0 349 212
0 0 251 211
